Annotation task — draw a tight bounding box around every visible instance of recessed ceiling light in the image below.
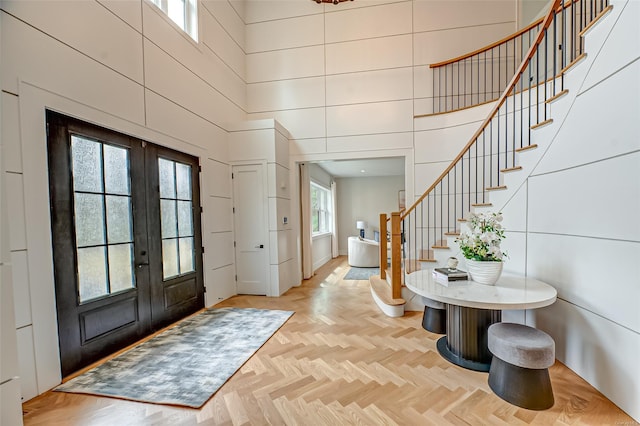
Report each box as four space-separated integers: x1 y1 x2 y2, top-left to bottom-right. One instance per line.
360 169 366 173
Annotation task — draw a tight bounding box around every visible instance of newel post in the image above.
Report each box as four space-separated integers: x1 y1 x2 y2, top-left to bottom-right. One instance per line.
379 213 388 280
390 212 402 299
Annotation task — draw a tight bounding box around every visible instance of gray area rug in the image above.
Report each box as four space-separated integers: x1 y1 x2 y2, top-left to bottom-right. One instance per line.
55 307 293 408
343 267 380 280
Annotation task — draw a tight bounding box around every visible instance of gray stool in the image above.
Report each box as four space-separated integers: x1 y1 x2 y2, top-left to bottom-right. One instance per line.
487 322 555 410
421 297 446 334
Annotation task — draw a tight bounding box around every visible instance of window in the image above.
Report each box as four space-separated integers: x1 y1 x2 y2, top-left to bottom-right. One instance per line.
71 135 135 303
311 182 331 235
150 0 198 41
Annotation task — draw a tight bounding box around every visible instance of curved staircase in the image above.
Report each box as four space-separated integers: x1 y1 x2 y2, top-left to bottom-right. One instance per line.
371 0 614 317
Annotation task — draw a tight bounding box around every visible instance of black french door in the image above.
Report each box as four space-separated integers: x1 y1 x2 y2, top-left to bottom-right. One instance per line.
47 111 204 377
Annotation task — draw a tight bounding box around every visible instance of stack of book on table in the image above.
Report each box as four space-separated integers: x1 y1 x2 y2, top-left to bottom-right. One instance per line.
432 267 468 286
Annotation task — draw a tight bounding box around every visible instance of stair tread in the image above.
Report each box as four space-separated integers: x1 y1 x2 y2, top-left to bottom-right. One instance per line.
531 118 553 130
419 258 438 262
472 203 492 207
516 144 538 153
444 232 460 236
486 185 507 191
501 166 523 173
370 276 405 306
545 89 569 104
432 245 449 249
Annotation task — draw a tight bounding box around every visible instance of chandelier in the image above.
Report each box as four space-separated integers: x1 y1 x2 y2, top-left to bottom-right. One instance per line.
313 0 352 4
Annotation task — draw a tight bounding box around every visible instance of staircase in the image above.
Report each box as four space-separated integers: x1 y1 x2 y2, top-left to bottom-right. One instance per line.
371 0 613 317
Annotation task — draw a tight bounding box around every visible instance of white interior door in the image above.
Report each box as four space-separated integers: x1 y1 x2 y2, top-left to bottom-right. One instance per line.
232 164 269 295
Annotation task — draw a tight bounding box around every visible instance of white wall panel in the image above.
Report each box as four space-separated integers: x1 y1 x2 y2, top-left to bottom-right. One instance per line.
326 132 412 153
498 181 527 232
3 0 144 82
16 326 37 401
413 64 433 100
268 163 291 199
249 108 326 140
208 197 233 233
326 34 412 75
275 129 289 166
206 159 231 198
98 0 143 32
247 46 324 83
202 0 245 50
244 0 320 24
207 232 234 269
534 61 640 176
247 77 325 112
528 233 640 333
200 6 246 80
290 138 327 156
326 100 413 137
205 264 236 306
145 90 227 154
414 161 448 195
500 231 526 275
229 129 274 161
246 14 324 53
10 251 31 329
2 16 145 123
581 0 639 93
1 94 22 174
414 120 482 163
5 173 26 252
326 68 413 106
532 299 640 421
312 234 332 271
269 230 293 265
325 2 411 43
143 40 244 128
414 22 515 66
529 153 640 241
268 198 291 232
413 0 516 33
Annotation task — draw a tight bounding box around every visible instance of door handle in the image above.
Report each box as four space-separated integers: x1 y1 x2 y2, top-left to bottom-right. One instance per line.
136 262 149 269
255 244 264 249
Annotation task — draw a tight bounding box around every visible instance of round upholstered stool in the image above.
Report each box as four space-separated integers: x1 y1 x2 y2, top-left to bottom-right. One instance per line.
421 297 446 334
487 322 555 410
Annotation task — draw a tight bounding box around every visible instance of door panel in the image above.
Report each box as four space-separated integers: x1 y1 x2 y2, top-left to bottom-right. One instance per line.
47 111 203 376
233 165 268 295
146 146 204 329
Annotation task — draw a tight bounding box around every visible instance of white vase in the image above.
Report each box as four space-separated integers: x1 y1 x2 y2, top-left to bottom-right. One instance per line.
465 259 503 285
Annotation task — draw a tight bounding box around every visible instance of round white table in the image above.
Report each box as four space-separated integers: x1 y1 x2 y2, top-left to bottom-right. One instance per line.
405 270 557 372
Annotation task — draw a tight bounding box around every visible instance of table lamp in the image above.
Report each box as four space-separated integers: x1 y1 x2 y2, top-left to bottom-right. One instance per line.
356 220 366 238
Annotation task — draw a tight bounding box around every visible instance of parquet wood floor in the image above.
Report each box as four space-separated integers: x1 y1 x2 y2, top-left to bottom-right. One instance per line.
22 256 636 425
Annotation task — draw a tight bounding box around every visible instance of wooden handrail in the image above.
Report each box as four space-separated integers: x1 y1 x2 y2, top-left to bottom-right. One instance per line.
402 0 563 221
430 0 581 69
429 17 544 69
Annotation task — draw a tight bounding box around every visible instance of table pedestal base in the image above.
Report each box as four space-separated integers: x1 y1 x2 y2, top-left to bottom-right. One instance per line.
436 305 501 372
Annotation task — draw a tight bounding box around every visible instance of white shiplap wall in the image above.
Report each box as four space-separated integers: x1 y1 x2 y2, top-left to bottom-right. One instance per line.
0 0 245 402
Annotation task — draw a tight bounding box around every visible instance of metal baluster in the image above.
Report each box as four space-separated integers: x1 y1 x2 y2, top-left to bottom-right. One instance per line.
544 27 548 121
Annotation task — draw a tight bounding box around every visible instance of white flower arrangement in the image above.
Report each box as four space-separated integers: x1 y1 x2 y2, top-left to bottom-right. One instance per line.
456 211 507 261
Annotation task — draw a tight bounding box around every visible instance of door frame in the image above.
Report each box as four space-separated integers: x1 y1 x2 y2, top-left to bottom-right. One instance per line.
230 160 273 296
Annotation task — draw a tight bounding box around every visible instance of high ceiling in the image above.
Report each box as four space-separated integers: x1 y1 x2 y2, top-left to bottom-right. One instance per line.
313 157 405 178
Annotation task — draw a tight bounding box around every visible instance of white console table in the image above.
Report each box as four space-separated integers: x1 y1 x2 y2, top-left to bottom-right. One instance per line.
405 270 557 372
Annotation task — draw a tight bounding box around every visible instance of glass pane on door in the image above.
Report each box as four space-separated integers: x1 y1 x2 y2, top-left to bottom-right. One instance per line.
71 135 135 303
159 158 195 279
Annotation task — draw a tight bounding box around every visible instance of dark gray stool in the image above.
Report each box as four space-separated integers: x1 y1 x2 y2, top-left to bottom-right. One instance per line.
421 297 446 334
487 322 555 410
